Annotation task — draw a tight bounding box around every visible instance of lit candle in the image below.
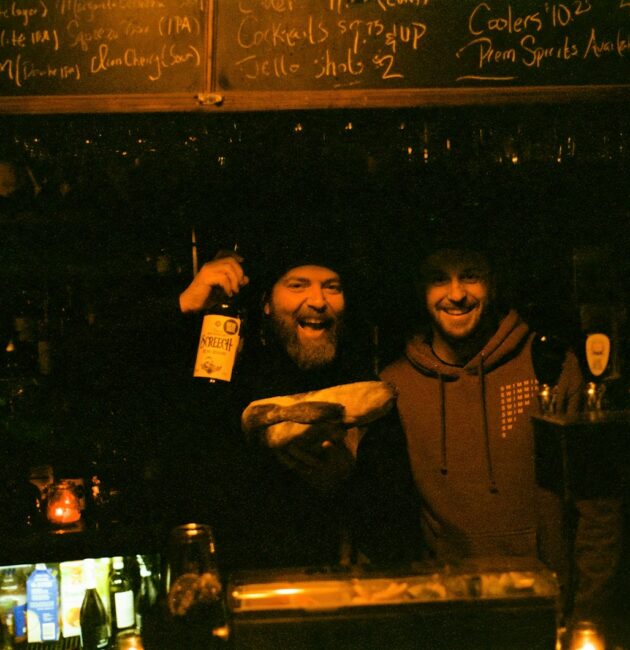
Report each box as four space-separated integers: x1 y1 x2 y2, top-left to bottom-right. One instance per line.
46 481 81 526
569 621 605 650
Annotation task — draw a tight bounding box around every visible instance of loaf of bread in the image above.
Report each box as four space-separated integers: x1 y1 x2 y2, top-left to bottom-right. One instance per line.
241 381 397 448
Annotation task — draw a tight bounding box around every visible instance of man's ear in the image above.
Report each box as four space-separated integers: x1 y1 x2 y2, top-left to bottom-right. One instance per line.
263 301 271 316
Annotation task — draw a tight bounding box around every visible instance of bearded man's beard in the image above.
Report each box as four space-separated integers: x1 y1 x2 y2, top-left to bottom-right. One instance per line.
266 310 343 370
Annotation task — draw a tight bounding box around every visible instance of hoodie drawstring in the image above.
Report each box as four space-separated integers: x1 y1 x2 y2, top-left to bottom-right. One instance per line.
478 355 499 494
434 356 498 492
438 373 447 475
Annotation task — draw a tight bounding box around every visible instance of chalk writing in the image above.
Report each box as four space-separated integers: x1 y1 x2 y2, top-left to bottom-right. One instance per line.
0 2 49 29
0 0 205 95
216 0 630 91
218 0 435 86
0 0 629 103
454 1 628 81
0 53 80 87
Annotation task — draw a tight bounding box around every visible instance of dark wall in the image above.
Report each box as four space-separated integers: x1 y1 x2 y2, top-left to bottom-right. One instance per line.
1 103 629 469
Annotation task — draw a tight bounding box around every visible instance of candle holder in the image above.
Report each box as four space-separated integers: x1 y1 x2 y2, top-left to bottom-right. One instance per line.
584 381 606 414
46 480 82 528
568 620 605 650
537 384 558 415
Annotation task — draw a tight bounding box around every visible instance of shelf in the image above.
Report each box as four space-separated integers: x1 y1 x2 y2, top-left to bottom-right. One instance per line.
532 410 630 429
0 520 166 566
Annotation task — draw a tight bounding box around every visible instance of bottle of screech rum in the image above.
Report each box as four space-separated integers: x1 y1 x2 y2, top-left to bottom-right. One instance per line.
193 245 243 383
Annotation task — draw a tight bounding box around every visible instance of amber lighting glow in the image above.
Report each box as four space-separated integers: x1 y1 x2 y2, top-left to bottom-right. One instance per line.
569 622 605 650
46 481 81 525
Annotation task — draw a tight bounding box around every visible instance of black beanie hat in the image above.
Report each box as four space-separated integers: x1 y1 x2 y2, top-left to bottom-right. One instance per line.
257 237 348 299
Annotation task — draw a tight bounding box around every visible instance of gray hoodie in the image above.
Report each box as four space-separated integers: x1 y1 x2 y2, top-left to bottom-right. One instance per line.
381 310 582 565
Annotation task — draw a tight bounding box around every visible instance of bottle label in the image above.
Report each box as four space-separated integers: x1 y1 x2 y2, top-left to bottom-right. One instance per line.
194 314 241 382
113 590 135 629
60 561 85 638
13 602 26 639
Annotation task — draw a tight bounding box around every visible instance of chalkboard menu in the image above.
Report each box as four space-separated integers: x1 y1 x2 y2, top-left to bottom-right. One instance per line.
214 0 630 91
0 0 208 110
1 0 630 113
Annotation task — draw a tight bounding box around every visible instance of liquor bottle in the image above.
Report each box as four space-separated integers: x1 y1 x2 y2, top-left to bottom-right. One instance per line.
109 557 135 637
193 245 244 383
134 556 158 635
0 570 26 646
0 572 16 649
0 611 13 650
79 559 109 650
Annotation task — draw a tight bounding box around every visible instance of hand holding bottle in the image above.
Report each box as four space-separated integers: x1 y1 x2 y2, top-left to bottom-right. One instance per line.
179 251 249 314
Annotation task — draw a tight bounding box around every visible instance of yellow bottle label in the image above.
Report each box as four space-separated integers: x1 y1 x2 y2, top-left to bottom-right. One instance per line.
194 313 241 382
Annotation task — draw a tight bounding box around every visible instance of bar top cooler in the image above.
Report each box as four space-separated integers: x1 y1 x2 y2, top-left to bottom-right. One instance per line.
227 557 560 650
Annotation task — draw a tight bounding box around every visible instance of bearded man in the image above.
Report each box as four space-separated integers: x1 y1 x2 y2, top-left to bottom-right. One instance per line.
262 264 344 371
177 241 415 570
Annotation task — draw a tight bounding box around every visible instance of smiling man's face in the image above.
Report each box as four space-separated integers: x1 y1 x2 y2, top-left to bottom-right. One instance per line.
422 249 494 344
264 265 345 370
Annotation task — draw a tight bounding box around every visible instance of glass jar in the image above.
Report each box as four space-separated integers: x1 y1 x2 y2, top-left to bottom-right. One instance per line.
568 621 605 650
165 523 224 632
46 480 81 526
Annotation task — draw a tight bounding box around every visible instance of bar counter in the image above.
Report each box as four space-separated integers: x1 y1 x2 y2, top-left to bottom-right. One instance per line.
2 501 629 649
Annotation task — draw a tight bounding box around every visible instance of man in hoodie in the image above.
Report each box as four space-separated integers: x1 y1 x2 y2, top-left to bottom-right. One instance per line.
380 238 621 621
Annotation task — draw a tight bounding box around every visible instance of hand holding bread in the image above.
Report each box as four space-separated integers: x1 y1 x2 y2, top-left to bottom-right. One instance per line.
241 381 397 448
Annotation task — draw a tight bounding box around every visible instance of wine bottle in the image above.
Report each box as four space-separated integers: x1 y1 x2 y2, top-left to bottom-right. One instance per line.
0 612 13 650
79 559 109 650
109 557 135 637
134 556 158 635
193 244 244 383
0 569 26 646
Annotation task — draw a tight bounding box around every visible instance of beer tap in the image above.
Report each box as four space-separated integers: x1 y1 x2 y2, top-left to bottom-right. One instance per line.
584 332 611 413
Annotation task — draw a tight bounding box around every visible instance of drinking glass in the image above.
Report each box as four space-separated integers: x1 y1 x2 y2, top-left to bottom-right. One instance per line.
165 523 224 633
